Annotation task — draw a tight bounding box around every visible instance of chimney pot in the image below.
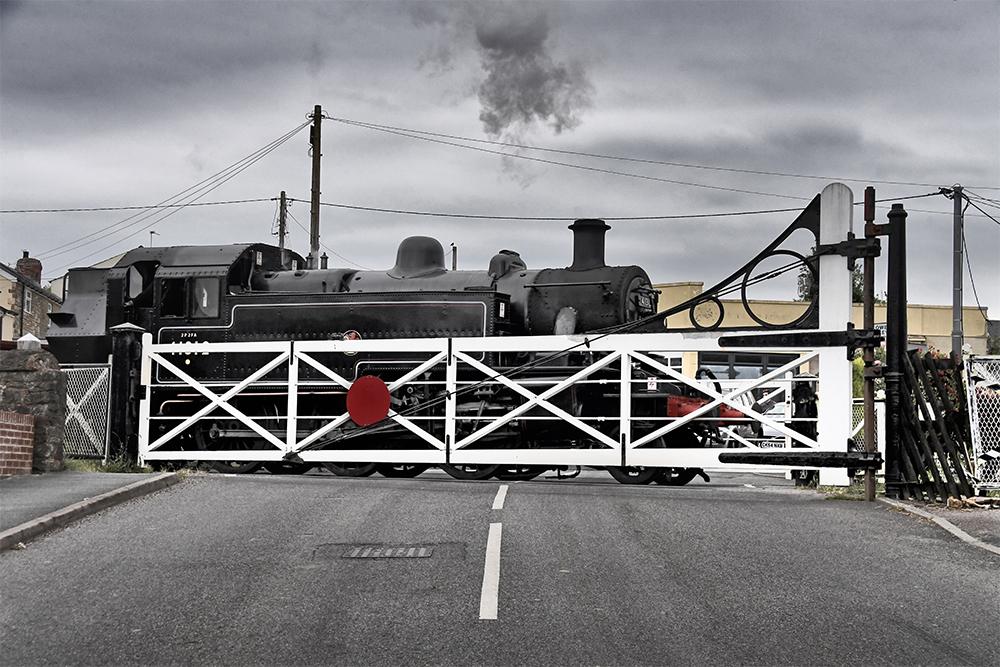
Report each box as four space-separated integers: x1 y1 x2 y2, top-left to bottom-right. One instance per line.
15 251 43 284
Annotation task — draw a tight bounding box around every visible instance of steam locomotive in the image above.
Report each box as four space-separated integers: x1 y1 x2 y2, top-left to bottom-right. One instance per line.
49 219 727 484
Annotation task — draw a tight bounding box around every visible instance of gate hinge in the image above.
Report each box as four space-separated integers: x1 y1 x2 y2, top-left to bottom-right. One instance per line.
815 235 881 269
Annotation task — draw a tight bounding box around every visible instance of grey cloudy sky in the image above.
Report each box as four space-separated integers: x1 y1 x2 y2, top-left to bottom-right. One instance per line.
1 0 997 315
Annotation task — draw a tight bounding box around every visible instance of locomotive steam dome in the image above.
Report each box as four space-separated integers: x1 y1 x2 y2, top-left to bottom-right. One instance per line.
388 236 446 278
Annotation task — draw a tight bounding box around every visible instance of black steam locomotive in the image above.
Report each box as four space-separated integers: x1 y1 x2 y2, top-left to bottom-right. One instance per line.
49 219 726 484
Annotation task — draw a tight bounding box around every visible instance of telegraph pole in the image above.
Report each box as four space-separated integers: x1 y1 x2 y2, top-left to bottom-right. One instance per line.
278 190 287 252
308 104 322 269
951 184 964 362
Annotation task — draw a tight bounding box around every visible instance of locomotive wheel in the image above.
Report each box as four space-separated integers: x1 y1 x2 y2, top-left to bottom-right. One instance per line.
439 463 500 481
194 422 262 475
263 461 314 475
494 465 546 481
322 462 377 477
653 468 699 486
607 466 660 485
375 463 431 478
208 459 262 475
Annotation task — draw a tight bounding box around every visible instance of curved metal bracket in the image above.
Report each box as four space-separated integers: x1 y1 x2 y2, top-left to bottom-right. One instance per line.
642 195 822 333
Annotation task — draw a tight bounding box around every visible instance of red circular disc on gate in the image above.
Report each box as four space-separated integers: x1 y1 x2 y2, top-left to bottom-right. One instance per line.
346 375 391 426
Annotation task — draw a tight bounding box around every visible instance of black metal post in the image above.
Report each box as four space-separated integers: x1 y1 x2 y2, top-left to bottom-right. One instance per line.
108 323 145 462
884 204 907 499
862 186 878 501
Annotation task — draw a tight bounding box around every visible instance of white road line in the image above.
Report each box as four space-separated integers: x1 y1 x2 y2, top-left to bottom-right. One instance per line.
492 484 509 510
479 522 503 620
879 497 1000 557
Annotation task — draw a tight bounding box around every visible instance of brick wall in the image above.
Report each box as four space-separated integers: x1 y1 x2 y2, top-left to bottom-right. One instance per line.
0 411 35 475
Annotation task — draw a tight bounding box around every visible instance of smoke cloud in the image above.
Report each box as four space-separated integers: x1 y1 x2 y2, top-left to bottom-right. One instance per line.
473 8 592 138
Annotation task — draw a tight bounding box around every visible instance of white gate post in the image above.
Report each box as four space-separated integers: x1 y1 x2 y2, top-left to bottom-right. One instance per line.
817 182 854 485
137 332 153 465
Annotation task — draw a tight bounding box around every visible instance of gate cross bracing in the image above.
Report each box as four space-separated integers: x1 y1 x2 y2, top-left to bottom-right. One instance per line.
62 364 112 460
137 331 854 473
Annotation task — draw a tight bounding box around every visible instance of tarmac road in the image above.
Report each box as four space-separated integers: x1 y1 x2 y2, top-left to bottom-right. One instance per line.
2 470 998 666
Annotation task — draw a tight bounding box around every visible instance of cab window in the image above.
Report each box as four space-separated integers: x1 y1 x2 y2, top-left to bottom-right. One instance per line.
160 279 186 317
189 278 220 318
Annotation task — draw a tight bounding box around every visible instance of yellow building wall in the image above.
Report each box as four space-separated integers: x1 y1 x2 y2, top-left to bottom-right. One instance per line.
655 281 993 356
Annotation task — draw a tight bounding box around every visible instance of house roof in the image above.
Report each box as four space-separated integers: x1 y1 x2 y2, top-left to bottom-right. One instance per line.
0 262 62 302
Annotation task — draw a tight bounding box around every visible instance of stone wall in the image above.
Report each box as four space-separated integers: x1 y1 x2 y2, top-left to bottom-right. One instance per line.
0 411 35 475
0 349 65 472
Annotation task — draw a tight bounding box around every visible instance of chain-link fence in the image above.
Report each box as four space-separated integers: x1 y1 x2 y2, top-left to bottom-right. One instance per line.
851 398 885 474
63 364 111 459
966 356 1000 490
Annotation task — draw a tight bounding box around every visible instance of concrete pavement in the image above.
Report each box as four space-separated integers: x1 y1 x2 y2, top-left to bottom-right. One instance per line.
1 470 997 665
0 470 183 550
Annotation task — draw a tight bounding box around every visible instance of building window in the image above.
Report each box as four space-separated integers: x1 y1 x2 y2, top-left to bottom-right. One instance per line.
24 289 32 315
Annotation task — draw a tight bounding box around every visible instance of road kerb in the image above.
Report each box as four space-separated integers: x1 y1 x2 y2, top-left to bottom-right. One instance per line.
879 497 1000 557
0 472 183 552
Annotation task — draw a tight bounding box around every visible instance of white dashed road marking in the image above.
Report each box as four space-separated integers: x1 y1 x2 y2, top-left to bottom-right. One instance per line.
492 484 509 510
479 522 503 620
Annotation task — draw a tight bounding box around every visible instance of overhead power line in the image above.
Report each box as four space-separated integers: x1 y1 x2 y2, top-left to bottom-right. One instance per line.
35 121 309 263
963 194 1000 226
42 121 310 276
1 198 274 214
329 117 813 202
962 229 991 323
330 116 1000 192
286 207 374 270
330 118 995 219
287 193 938 222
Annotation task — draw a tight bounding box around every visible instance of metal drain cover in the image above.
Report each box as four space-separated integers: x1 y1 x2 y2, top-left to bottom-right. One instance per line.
342 545 433 559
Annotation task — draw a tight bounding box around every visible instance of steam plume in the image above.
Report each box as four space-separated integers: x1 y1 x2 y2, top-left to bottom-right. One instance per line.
473 8 592 138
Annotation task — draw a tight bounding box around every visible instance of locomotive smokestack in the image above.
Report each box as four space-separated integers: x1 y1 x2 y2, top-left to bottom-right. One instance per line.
568 219 610 271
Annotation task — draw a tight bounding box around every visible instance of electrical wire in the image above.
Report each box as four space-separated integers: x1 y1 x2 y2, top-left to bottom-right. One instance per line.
332 117 993 220
331 116 1000 191
285 208 375 270
286 192 939 223
962 229 991 323
35 120 310 263
964 188 1000 208
1 198 274 214
330 117 813 202
44 124 308 275
963 195 1000 227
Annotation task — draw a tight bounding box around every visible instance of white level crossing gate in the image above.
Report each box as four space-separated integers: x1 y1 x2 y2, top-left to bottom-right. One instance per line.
138 331 854 474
